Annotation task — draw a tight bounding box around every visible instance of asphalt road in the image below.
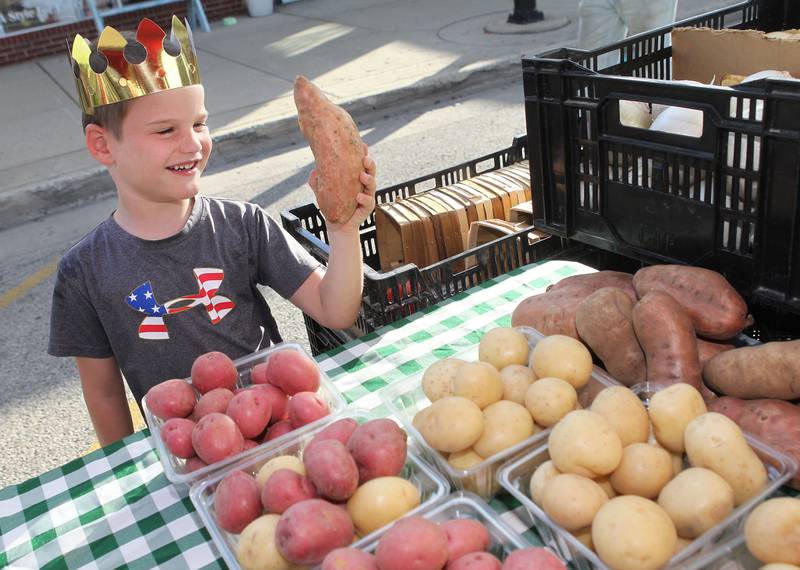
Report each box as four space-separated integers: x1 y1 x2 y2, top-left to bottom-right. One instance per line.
0 79 527 487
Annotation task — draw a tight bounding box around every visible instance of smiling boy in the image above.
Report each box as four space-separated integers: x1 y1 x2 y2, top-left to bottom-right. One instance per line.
48 17 376 446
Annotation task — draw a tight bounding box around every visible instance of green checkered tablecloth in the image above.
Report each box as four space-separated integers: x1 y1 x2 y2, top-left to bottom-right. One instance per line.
0 260 594 569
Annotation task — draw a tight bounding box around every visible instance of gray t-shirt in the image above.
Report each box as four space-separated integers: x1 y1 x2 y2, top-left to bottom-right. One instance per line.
48 196 320 405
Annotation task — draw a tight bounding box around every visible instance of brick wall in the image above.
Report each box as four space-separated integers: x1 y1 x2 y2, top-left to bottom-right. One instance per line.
0 0 247 66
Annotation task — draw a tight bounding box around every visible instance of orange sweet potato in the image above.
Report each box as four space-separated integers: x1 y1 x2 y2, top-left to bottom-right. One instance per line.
703 340 800 400
512 271 636 339
575 287 645 386
632 291 702 389
632 265 752 340
710 397 800 489
294 75 366 223
697 338 735 368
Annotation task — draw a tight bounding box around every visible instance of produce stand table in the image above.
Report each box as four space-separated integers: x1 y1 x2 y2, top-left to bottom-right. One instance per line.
0 260 594 569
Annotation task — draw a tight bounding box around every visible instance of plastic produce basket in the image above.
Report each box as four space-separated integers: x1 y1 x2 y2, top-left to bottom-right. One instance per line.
497 419 798 569
189 408 449 570
524 0 800 323
378 326 620 500
280 135 573 355
143 342 347 486
353 490 563 563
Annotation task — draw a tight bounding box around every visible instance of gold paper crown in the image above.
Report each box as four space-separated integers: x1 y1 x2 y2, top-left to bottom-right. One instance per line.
69 16 201 116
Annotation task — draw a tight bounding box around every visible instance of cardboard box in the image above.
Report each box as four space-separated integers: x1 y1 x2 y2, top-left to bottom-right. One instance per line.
672 27 800 84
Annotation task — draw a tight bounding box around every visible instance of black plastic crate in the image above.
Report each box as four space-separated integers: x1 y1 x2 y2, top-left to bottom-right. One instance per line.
281 135 573 354
524 0 800 318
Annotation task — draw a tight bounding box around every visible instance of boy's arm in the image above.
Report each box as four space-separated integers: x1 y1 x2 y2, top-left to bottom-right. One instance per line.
76 356 134 447
290 154 377 330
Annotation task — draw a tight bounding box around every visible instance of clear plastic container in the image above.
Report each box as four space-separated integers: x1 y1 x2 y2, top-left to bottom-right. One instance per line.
143 342 347 485
189 408 450 570
353 490 565 564
497 435 798 570
378 326 621 499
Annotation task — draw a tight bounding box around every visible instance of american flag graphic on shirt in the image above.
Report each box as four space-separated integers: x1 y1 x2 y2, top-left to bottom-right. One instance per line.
126 268 235 340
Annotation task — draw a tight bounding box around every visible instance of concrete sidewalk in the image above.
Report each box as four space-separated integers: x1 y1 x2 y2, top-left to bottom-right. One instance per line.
0 0 729 231
0 0 581 230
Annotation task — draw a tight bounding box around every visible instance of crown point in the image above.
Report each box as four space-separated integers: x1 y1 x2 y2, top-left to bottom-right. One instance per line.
97 26 127 55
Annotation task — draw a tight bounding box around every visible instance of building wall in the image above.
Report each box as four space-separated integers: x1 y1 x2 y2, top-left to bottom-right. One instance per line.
0 0 247 66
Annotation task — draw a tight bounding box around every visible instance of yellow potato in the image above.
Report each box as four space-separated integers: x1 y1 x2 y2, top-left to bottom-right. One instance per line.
542 473 609 531
684 412 767 506
674 537 692 554
590 386 649 446
609 443 673 499
657 467 735 539
524 377 577 427
592 496 677 570
479 327 530 370
744 497 800 565
500 364 536 404
649 383 707 453
758 565 800 570
256 455 305 489
346 476 421 536
572 526 594 551
414 396 484 453
529 335 593 390
421 358 464 402
595 475 617 499
448 448 484 470
529 460 560 506
473 400 536 458
548 410 623 478
453 362 504 409
647 427 685 477
236 514 296 570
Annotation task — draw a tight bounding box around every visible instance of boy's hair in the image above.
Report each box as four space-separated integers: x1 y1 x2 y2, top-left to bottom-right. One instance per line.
82 101 130 139
79 30 136 138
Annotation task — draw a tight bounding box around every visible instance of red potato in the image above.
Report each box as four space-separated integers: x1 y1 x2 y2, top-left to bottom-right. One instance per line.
185 456 207 473
294 75 366 224
192 388 235 421
226 389 272 439
264 420 294 442
632 291 702 389
375 516 449 570
347 419 407 484
322 547 378 569
303 439 359 501
160 417 196 459
250 361 270 385
703 340 800 400
191 412 244 464
275 498 355 565
266 350 321 396
448 552 502 570
632 265 751 340
214 470 262 534
243 439 259 451
250 383 289 424
262 468 318 514
145 379 195 420
710 397 800 489
575 287 645 386
442 519 491 563
502 548 566 570
191 351 238 394
288 392 330 428
309 418 358 448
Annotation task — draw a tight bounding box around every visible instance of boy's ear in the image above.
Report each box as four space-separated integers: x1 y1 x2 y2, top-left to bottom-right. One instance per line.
85 124 116 166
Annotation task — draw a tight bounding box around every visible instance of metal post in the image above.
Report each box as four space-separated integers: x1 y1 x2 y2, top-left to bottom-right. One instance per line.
508 0 544 24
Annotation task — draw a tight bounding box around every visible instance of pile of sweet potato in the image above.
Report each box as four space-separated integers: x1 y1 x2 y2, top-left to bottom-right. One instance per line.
512 264 800 487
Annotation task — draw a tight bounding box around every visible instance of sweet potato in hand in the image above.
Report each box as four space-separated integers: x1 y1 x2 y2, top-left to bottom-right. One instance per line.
294 75 366 223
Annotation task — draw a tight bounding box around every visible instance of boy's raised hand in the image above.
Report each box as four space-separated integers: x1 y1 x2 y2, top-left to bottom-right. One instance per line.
309 147 377 233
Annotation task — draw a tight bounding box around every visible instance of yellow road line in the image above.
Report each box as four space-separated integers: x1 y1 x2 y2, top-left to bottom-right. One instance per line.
0 257 60 311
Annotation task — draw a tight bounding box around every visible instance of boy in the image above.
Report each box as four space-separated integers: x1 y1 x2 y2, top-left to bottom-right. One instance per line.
48 17 376 446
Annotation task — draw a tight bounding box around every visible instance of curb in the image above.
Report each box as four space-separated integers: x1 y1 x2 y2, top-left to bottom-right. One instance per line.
0 55 521 233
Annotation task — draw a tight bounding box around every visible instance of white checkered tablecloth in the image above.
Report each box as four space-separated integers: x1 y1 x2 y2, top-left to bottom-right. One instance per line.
0 260 595 569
